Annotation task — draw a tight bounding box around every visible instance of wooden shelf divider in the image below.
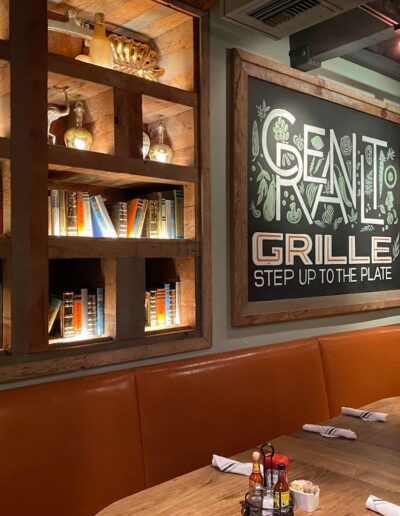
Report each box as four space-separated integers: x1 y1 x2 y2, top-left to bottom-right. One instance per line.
0 235 11 258
48 145 198 187
48 236 200 259
48 53 197 107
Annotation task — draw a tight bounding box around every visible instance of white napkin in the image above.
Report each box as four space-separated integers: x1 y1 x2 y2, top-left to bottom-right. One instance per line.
366 495 400 515
303 424 357 440
212 454 253 476
342 407 388 422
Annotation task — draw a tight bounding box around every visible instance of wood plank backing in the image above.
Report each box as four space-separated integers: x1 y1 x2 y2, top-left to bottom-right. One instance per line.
10 0 48 353
116 257 145 340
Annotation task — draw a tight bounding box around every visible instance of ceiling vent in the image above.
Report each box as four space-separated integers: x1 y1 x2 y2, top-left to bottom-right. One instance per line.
222 0 367 39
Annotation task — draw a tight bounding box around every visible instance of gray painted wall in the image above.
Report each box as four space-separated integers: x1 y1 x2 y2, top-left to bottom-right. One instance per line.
2 7 399 390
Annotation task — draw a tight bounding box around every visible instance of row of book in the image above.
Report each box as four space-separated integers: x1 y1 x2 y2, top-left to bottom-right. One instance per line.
48 189 184 239
49 288 104 339
145 282 181 328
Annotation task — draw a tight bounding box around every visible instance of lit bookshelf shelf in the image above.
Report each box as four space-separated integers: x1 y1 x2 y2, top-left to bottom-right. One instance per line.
48 145 197 187
49 334 111 348
48 236 200 259
145 324 193 335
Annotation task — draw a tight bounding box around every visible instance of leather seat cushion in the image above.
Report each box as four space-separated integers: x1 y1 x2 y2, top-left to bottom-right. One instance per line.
319 325 400 415
136 338 329 486
0 371 145 516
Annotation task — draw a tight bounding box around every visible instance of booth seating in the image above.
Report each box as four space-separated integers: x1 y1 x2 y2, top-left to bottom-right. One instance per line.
0 325 399 516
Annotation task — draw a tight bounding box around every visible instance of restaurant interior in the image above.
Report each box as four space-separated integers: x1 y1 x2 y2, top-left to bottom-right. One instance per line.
0 0 399 514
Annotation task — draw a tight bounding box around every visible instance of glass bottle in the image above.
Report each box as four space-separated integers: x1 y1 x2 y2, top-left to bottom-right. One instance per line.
64 102 93 151
142 132 150 159
148 122 173 164
247 451 264 515
89 13 113 69
273 462 290 511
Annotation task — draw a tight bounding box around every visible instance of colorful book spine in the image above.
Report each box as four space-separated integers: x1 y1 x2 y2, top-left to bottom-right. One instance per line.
90 196 117 238
50 189 60 236
160 199 166 238
149 289 157 327
82 192 93 237
96 287 104 336
148 199 159 238
76 192 85 236
81 288 88 336
175 281 181 324
156 288 166 325
66 191 78 236
174 189 184 239
73 294 82 336
61 292 75 338
164 283 173 325
48 297 62 333
59 190 67 236
136 199 148 238
87 294 97 336
170 288 177 325
131 199 146 238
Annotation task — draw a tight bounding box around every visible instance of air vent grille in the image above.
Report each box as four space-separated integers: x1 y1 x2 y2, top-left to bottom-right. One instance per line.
248 0 321 27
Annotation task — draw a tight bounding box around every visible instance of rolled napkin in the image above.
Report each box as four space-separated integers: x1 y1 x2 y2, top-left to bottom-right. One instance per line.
366 495 400 516
303 424 357 440
212 454 253 476
342 406 388 422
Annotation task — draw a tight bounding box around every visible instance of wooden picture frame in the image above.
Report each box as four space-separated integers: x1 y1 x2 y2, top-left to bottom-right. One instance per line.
230 48 400 326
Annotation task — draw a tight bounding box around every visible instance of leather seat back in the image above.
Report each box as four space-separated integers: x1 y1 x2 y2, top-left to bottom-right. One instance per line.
319 325 400 416
136 338 329 487
0 371 145 516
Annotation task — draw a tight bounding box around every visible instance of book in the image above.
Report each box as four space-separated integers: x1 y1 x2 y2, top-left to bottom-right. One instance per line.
108 202 128 238
127 199 140 237
175 281 181 324
87 294 97 336
59 190 67 236
73 294 82 336
156 288 166 325
82 192 93 237
164 283 173 325
50 189 60 236
76 192 85 236
61 292 75 338
145 291 151 326
135 199 148 238
66 191 78 236
160 199 166 238
96 287 104 336
90 195 117 238
149 289 157 327
174 189 184 239
48 196 52 235
81 288 88 336
147 199 160 238
170 288 177 325
48 297 62 333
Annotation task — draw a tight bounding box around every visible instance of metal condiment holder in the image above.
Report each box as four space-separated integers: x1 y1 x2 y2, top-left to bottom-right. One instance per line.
240 442 294 516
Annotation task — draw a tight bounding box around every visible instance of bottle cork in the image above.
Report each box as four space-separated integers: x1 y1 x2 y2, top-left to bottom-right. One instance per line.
252 450 261 462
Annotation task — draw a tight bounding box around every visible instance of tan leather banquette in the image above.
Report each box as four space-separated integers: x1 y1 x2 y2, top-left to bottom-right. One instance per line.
0 325 399 516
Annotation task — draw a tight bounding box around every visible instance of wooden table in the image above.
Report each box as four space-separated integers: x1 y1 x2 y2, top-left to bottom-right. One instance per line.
98 397 400 515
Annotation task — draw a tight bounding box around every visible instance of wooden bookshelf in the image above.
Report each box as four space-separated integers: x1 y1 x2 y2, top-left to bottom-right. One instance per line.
0 0 211 382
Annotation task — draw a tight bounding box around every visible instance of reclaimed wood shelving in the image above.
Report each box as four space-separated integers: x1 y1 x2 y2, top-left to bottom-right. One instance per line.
0 0 211 383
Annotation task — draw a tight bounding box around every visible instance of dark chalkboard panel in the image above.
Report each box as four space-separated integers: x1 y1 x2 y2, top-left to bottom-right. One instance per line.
231 48 400 326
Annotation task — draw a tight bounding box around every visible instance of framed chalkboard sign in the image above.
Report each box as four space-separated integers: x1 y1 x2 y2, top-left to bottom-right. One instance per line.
231 49 400 326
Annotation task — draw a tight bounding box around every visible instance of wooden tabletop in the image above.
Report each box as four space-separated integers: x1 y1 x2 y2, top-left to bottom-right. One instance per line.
98 397 400 515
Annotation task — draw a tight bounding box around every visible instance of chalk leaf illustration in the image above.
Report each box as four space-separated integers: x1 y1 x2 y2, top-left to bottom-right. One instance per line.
385 191 394 212
282 152 295 167
379 150 386 197
340 135 352 156
361 225 375 232
249 200 261 218
256 162 270 182
365 144 373 166
348 208 358 224
323 181 331 195
263 178 276 221
287 202 302 224
273 117 289 142
293 133 304 150
298 182 305 194
387 212 394 225
252 120 259 161
306 183 318 207
322 204 334 225
257 178 268 206
387 147 395 161
394 209 399 224
379 204 386 215
365 171 374 197
311 135 324 151
256 100 269 121
314 158 323 175
334 217 343 230
314 220 326 229
393 233 400 261
338 175 353 208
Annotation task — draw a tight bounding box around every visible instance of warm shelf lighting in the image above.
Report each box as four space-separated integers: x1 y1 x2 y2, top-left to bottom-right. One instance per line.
64 101 93 151
149 122 173 164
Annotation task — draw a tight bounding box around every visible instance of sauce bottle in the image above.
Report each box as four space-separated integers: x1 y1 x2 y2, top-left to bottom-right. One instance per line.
273 462 290 510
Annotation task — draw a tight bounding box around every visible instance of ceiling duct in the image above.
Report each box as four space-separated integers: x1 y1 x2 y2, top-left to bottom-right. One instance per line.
222 0 367 39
